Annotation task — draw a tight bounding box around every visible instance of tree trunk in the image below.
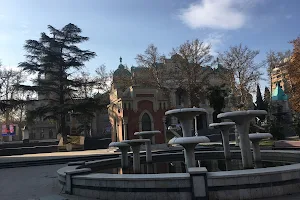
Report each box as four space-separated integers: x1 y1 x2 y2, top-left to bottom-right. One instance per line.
61 113 67 144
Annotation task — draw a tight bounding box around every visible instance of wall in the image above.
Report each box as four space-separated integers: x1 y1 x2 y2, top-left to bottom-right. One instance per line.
124 100 166 143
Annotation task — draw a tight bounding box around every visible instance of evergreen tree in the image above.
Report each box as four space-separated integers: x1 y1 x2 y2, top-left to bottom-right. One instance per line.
264 87 271 108
255 84 266 120
17 23 96 143
207 84 229 122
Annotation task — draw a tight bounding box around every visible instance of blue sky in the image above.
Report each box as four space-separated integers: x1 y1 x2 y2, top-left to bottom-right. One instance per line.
0 0 299 90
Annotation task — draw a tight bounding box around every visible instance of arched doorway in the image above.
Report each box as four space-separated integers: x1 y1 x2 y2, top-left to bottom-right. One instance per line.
139 110 155 143
141 113 152 131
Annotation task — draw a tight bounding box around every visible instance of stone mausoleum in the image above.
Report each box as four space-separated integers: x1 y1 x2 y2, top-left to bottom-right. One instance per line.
108 56 233 144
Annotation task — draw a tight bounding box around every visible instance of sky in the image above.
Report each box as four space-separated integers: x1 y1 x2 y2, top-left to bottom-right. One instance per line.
0 0 299 91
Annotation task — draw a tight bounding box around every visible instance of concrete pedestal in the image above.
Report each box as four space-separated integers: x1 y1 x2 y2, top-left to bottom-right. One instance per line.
168 136 209 168
109 142 130 168
249 133 273 162
122 139 150 173
209 122 235 160
165 108 207 137
218 110 267 169
134 131 160 163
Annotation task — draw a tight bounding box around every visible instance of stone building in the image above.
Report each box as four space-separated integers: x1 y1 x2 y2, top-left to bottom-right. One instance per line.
271 57 291 93
108 56 233 144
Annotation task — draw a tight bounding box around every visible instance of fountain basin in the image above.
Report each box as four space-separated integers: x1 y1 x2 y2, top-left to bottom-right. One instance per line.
249 133 273 142
134 130 161 139
58 150 300 200
166 108 207 137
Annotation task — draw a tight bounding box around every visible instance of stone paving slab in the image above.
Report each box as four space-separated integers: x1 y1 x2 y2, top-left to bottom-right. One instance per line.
0 149 114 163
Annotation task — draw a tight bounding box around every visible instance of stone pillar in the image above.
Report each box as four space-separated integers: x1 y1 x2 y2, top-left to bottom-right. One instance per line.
235 125 239 147
252 142 261 162
145 140 152 163
236 122 253 169
162 116 167 143
222 131 231 160
188 167 209 200
131 145 141 173
170 89 178 125
122 117 128 141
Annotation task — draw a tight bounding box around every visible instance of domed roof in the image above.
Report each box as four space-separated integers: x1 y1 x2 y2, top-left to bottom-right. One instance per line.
113 57 131 77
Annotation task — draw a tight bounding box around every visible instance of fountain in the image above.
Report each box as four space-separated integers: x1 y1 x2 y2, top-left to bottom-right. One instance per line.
134 130 160 163
122 139 150 173
58 108 300 200
166 108 210 168
108 142 130 168
249 133 273 162
209 122 235 160
165 108 207 137
217 110 267 169
168 136 209 167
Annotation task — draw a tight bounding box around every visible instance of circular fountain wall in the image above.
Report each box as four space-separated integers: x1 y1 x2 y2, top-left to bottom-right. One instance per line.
57 149 300 200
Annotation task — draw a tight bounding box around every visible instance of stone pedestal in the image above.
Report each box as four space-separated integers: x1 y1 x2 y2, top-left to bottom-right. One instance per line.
123 139 150 173
134 131 160 163
168 136 209 168
209 122 235 160
249 133 273 162
109 142 130 168
166 108 207 137
218 110 267 169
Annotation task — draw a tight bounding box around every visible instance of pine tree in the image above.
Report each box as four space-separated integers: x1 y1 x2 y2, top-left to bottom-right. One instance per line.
255 84 266 120
18 23 96 143
264 87 271 111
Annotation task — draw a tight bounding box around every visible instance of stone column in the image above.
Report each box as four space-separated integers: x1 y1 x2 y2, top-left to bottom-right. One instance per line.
122 117 128 141
252 142 261 162
131 145 141 173
222 131 231 160
145 140 152 163
235 125 239 147
236 121 253 169
162 116 167 143
170 89 178 125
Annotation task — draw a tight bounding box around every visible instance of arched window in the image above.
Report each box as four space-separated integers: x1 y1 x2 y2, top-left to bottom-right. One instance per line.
141 113 152 131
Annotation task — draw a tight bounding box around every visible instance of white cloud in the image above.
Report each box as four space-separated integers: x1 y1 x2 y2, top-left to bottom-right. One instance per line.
179 0 249 30
204 32 225 56
285 14 292 19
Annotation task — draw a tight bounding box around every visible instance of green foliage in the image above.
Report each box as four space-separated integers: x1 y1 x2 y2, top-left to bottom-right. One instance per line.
207 84 228 112
293 115 300 137
269 121 285 140
207 84 229 122
17 23 96 142
255 84 267 121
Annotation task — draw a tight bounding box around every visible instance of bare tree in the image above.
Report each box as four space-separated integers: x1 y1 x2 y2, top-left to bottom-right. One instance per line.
136 44 166 88
73 71 96 98
0 69 25 123
95 64 111 93
170 39 213 107
219 44 265 109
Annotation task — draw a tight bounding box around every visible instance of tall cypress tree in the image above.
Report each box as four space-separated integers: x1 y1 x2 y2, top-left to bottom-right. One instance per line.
255 84 266 120
18 24 96 143
264 87 271 109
